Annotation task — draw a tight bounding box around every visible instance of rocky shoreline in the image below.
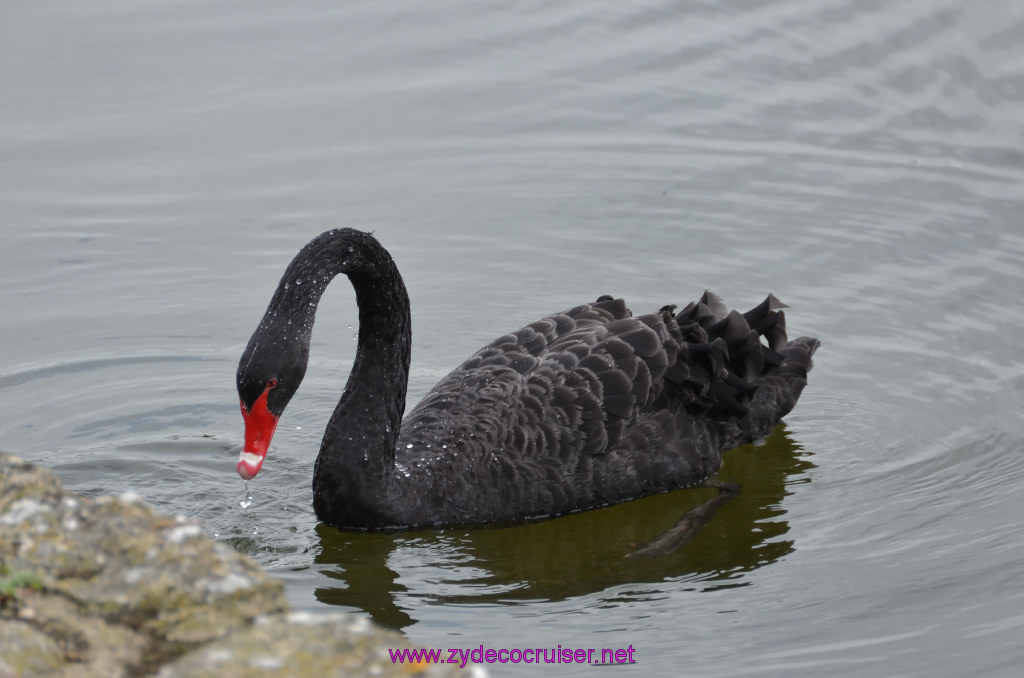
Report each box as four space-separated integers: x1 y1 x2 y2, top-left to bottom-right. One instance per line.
0 452 477 678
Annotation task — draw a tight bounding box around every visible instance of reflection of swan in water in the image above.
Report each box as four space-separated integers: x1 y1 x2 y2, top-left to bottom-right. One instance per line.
313 426 813 630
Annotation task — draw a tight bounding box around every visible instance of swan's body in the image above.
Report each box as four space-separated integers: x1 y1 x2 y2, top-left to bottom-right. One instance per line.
236 229 818 529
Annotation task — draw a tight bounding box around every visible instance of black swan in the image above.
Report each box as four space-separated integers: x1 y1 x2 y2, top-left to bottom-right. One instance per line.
236 228 818 530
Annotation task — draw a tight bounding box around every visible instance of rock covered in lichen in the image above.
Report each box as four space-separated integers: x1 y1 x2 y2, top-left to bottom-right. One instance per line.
0 453 479 677
1 453 285 647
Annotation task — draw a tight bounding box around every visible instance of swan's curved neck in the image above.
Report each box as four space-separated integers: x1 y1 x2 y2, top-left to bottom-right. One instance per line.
276 231 410 524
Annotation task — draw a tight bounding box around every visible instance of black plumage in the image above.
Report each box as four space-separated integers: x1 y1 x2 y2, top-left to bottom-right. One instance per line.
236 228 819 529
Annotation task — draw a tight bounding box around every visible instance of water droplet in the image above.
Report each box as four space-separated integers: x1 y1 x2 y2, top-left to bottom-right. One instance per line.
239 482 253 508
295 279 303 285
406 443 414 449
252 526 259 535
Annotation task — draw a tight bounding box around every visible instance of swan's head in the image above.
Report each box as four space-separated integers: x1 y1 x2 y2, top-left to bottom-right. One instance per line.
233 228 402 482
235 325 309 480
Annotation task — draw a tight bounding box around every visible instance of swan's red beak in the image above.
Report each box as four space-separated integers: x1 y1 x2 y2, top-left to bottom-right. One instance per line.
238 387 278 480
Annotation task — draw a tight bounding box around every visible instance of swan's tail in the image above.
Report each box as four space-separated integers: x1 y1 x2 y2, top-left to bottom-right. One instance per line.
746 335 820 434
663 291 818 427
776 336 820 381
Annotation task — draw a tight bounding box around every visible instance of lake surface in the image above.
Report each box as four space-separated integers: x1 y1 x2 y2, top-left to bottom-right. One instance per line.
3 0 1024 676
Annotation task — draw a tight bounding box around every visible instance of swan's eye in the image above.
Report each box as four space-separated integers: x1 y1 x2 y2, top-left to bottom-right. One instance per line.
266 378 278 389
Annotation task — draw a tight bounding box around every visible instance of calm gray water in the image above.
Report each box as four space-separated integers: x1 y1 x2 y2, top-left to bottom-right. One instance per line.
3 0 1024 676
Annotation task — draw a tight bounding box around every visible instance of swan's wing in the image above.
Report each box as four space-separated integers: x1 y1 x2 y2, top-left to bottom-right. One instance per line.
403 292 797 449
